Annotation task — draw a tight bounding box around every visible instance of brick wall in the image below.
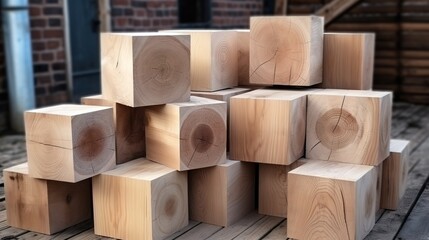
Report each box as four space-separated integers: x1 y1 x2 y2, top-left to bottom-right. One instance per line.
211 0 263 28
111 0 178 31
30 0 68 107
0 11 8 132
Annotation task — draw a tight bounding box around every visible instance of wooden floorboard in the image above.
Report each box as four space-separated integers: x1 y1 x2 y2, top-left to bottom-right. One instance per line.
0 102 428 240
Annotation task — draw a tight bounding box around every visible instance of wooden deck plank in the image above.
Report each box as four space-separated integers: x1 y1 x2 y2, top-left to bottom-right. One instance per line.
396 179 429 240
0 226 28 239
67 228 113 240
262 219 288 240
365 135 429 239
175 223 222 239
207 211 264 240
233 216 283 240
17 219 94 240
165 220 199 240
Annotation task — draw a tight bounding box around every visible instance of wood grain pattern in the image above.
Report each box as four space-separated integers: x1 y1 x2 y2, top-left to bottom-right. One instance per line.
4 163 92 234
101 32 190 107
24 104 116 182
306 89 392 166
230 89 310 165
189 160 256 227
323 33 375 90
81 95 146 164
380 139 410 210
235 30 251 86
93 158 188 240
258 160 305 218
250 16 324 86
162 30 238 91
145 96 227 171
375 164 383 211
288 160 377 240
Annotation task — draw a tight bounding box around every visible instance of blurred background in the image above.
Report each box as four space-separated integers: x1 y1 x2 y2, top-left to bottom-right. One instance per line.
0 0 428 133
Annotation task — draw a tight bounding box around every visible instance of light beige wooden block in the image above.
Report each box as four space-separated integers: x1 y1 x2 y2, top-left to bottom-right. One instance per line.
323 32 375 90
162 30 237 91
81 95 145 164
258 160 306 218
93 158 188 240
189 160 256 227
101 32 190 107
145 96 227 171
250 16 324 86
306 89 392 166
236 29 250 86
288 160 377 240
25 104 116 183
4 163 92 234
381 139 410 210
230 89 310 165
375 164 383 211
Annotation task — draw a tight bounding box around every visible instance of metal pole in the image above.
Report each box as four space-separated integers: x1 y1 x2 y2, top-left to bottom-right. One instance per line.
2 0 35 132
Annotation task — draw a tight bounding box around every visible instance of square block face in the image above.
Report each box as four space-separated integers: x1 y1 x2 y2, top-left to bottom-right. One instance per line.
258 161 303 218
250 16 323 86
101 33 191 107
230 89 308 165
189 160 256 226
306 89 392 166
146 96 227 171
93 159 188 240
287 160 377 240
323 33 375 90
81 95 146 164
4 163 92 235
25 104 116 182
381 139 410 210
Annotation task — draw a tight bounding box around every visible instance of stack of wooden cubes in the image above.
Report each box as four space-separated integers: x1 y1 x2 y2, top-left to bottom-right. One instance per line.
3 15 410 240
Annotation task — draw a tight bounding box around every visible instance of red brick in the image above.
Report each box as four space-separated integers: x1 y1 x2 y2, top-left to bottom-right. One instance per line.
31 30 43 39
32 41 45 51
41 52 54 61
43 29 63 38
112 0 130 6
30 6 42 16
46 40 60 49
36 75 52 85
56 51 65 60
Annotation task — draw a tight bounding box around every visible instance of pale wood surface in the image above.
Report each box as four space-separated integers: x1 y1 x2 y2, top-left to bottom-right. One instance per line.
235 30 251 86
323 32 375 90
288 160 377 240
230 89 309 165
380 139 410 210
24 104 116 182
0 102 428 239
162 30 238 91
306 89 392 166
249 16 324 86
81 95 146 164
92 158 188 240
4 163 92 235
188 160 256 227
101 33 191 107
258 161 303 218
145 96 227 171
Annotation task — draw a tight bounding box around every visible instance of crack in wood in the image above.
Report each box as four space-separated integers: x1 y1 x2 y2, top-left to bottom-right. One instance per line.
249 49 279 79
333 95 346 133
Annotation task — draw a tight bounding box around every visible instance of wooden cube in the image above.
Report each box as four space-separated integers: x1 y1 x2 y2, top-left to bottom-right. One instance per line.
101 32 190 107
81 95 145 164
381 139 410 210
323 33 375 90
250 16 324 86
288 160 377 240
375 164 383 211
93 158 188 240
236 29 251 86
258 160 305 218
230 89 309 165
4 163 92 234
163 30 238 91
189 160 256 227
306 89 392 166
25 104 116 182
145 96 227 171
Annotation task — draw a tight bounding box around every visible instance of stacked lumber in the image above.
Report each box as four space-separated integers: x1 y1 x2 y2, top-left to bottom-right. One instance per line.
3 15 412 240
